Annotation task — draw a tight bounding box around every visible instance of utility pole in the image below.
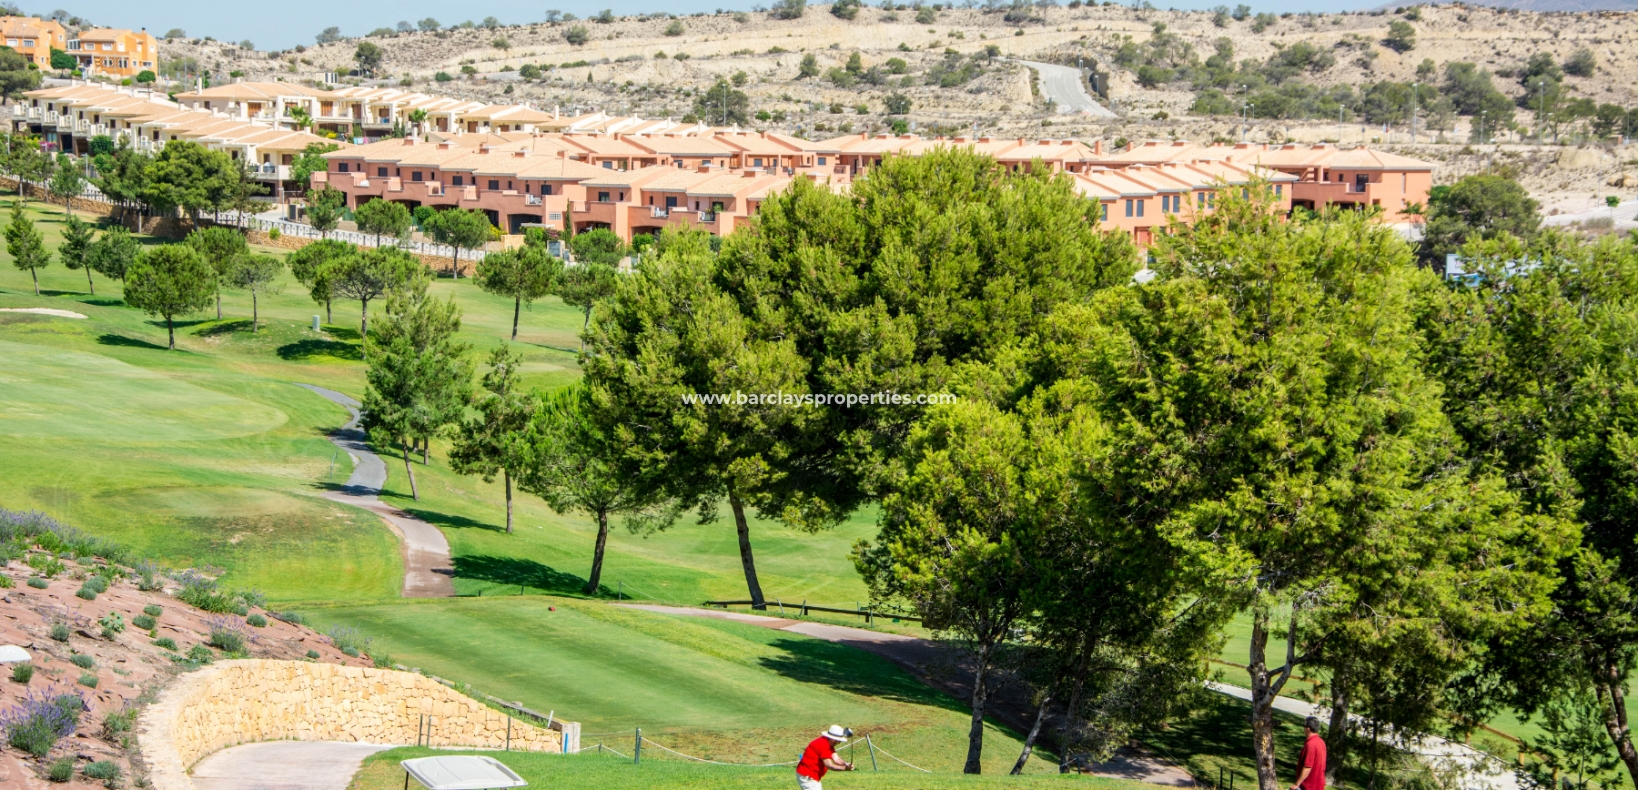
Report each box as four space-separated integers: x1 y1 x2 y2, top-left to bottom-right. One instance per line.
1410 83 1418 145
1240 84 1248 142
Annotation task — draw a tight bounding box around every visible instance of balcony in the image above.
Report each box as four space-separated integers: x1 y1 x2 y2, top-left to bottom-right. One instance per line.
525 194 543 206
650 207 669 218
699 212 718 224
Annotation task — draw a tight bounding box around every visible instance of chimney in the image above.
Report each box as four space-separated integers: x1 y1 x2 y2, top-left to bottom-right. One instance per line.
478 144 492 154
743 169 757 178
1093 140 1103 156
513 150 527 158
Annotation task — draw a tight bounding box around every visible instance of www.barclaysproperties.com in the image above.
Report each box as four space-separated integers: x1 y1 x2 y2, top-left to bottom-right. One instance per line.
679 391 958 407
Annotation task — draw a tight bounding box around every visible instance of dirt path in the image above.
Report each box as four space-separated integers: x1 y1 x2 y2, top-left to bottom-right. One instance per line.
190 741 393 790
615 603 1193 786
297 383 454 598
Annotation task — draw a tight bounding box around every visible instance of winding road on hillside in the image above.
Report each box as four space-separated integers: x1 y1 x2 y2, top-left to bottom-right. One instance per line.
297 383 455 598
1014 60 1117 118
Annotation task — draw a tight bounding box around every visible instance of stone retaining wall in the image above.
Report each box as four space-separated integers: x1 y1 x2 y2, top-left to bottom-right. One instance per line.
139 660 570 790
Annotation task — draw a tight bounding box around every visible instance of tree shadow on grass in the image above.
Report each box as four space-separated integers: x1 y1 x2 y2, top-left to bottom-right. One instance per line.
325 325 362 343
278 338 361 362
193 319 254 337
37 289 86 298
398 507 504 534
757 636 964 709
95 333 167 350
453 554 591 595
80 298 123 307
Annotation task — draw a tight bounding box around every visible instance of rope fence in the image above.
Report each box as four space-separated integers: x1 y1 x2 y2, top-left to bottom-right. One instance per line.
565 728 932 773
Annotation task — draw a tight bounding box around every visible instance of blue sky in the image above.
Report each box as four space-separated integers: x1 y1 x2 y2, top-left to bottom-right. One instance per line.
43 0 1372 51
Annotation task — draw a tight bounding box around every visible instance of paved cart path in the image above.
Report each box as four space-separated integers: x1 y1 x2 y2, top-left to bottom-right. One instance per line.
191 741 393 790
297 383 455 598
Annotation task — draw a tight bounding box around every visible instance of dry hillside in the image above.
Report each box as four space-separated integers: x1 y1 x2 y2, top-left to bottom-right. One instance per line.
154 3 1638 207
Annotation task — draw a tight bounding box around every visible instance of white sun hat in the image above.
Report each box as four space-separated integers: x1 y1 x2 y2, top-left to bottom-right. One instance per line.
822 725 853 741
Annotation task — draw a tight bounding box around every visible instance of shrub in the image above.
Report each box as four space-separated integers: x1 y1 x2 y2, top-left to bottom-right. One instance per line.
77 673 97 689
1 690 83 757
10 664 31 683
372 652 393 669
564 25 588 45
175 573 240 614
83 761 120 782
306 649 320 659
0 574 13 589
27 577 47 589
28 554 64 578
327 626 368 657
186 644 214 663
97 612 124 636
206 621 247 654
142 604 163 617
664 20 684 35
273 611 307 626
74 584 97 601
69 654 93 670
49 623 69 642
268 227 282 241
132 615 156 630
100 707 135 739
247 614 267 628
153 637 177 651
47 756 73 782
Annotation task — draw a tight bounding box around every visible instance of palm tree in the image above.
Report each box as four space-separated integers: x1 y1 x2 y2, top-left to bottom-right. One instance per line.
408 109 429 139
286 106 313 132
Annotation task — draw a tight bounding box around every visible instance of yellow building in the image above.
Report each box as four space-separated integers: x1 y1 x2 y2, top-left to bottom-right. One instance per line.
67 28 157 78
0 16 67 70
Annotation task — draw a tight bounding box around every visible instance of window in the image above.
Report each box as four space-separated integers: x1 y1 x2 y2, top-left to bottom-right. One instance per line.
507 181 513 190
818 157 827 165
753 158 762 167
1136 199 1144 218
1401 174 1406 192
1274 184 1282 197
598 191 610 202
377 166 387 177
488 179 499 190
603 161 613 169
1100 203 1108 221
543 184 553 195
452 176 464 186
338 162 348 173
412 171 423 182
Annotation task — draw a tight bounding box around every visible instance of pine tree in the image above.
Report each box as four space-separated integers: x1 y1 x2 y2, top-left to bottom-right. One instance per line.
58 213 94 294
362 289 473 501
450 344 535 533
5 201 49 295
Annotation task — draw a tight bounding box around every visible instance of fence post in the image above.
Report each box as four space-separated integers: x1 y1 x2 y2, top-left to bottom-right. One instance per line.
866 735 879 772
506 717 511 751
634 728 642 765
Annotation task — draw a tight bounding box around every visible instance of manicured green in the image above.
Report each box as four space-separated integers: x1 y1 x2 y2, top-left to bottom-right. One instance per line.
350 749 1156 790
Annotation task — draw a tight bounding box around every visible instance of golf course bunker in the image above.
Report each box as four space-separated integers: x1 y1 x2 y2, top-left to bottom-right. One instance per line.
0 307 87 318
0 340 287 441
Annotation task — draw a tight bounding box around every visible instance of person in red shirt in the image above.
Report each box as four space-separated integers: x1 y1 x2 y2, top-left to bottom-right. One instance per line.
796 725 854 790
1293 717 1328 790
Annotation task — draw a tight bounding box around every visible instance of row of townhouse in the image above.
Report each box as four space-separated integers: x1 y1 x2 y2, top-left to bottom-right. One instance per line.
169 82 717 143
11 83 340 196
313 131 1306 244
0 17 155 77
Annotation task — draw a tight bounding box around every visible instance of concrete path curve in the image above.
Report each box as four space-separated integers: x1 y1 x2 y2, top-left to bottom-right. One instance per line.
1206 682 1517 790
190 741 393 790
1014 60 1117 117
615 603 1192 786
297 383 454 598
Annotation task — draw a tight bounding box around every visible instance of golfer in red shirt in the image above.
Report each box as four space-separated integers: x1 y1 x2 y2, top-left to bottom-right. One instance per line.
796 725 854 790
1293 717 1327 790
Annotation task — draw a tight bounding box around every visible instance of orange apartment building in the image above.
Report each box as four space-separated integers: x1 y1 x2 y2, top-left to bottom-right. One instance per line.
1101 140 1433 221
312 133 1334 246
0 16 66 70
67 28 157 78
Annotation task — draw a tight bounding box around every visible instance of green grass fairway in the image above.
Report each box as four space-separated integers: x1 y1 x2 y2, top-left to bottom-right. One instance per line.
350 748 1157 790
0 340 286 440
312 596 1046 773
